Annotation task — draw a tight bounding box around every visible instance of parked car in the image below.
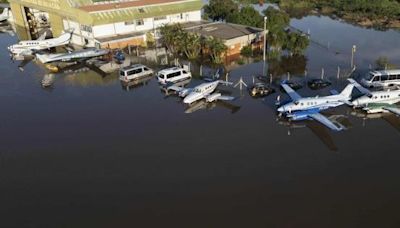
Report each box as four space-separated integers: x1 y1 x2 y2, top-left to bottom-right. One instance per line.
119 64 153 82
114 49 125 63
280 80 303 91
249 83 275 97
157 66 192 85
308 79 331 90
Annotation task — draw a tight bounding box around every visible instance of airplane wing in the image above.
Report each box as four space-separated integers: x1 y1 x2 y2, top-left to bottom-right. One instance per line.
167 85 186 93
348 78 372 97
215 95 235 101
205 93 235 102
383 106 400 116
309 113 344 131
281 83 302 101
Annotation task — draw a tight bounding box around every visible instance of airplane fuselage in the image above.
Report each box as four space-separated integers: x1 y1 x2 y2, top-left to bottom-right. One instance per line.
36 48 109 64
352 90 400 107
183 81 220 104
8 33 71 55
278 94 347 114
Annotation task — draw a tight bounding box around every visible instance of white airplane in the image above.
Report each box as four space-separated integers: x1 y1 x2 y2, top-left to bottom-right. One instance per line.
8 30 73 56
167 80 235 104
351 80 400 115
36 48 109 64
277 79 356 131
0 8 10 22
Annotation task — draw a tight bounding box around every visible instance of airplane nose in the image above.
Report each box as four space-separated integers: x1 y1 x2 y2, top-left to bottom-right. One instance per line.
183 96 192 104
277 106 284 113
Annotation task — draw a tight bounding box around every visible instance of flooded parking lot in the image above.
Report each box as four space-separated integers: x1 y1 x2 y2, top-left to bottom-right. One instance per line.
1 14 400 228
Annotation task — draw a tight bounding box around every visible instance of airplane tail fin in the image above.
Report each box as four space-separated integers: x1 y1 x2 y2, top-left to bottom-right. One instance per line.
1 8 9 17
339 83 355 99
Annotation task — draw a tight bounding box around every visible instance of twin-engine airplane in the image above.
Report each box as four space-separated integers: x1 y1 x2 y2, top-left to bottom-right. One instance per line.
8 30 73 56
350 80 400 115
166 76 235 105
277 79 356 131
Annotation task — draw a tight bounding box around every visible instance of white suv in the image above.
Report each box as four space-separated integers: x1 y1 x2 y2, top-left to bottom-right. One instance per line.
157 66 192 85
119 64 153 82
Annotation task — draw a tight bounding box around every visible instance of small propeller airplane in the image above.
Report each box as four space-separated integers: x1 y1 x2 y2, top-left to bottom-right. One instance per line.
166 71 235 105
350 80 400 115
8 30 73 56
277 79 356 131
167 80 235 104
0 8 10 23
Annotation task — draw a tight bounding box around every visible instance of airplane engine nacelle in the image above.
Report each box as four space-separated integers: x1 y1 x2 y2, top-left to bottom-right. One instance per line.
206 93 221 103
287 111 310 121
179 89 190 97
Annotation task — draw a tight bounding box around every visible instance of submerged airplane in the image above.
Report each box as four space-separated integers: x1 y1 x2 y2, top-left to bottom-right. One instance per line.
166 79 235 104
0 8 10 23
277 79 356 131
8 30 73 56
36 48 109 64
350 80 400 115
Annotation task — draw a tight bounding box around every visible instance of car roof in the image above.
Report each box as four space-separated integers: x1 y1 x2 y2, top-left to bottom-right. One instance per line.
370 69 400 76
120 64 146 71
158 67 183 74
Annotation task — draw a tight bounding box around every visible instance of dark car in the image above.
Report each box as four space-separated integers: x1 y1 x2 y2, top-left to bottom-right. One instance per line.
279 80 303 91
249 83 275 97
308 79 331 90
114 50 125 63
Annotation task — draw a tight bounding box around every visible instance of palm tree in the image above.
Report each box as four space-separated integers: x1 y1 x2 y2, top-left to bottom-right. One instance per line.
180 32 202 59
159 24 185 55
204 37 227 64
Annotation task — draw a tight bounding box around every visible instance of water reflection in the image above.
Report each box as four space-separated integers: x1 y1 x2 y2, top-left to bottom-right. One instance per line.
277 113 351 151
351 109 400 132
121 75 153 92
185 99 240 114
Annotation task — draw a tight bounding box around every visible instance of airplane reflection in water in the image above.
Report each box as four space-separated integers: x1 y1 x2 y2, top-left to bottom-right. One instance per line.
277 113 351 151
184 99 241 114
351 109 400 133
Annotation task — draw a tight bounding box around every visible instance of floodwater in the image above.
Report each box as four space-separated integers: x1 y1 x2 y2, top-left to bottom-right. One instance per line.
1 15 400 228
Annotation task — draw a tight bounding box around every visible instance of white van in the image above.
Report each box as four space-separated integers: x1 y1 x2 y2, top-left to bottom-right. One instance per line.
361 69 400 88
157 66 192 84
119 64 153 82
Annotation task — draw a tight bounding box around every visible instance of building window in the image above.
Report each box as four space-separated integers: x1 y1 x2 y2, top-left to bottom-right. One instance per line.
80 25 92 33
125 21 134 25
154 16 167 21
136 19 144 26
138 8 145 13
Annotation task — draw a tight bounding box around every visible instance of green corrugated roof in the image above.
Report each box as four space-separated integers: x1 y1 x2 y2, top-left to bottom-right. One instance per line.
90 0 203 25
8 0 203 26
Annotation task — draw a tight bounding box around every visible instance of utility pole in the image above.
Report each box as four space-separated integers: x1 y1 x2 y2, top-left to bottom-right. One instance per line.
263 16 268 76
351 45 357 69
263 16 268 62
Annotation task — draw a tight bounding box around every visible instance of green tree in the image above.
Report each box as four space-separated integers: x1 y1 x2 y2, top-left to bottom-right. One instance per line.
285 32 310 56
180 32 202 59
204 37 228 64
203 0 239 21
227 6 264 27
159 24 185 54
